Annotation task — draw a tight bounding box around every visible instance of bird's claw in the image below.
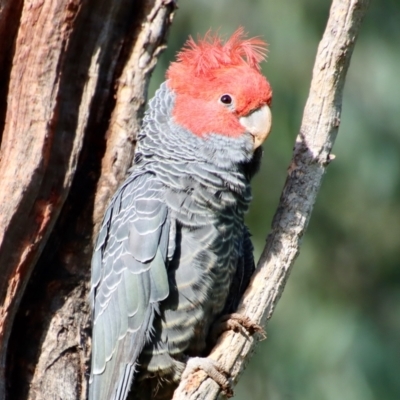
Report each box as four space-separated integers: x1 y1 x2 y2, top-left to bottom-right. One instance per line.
182 357 233 398
211 312 265 343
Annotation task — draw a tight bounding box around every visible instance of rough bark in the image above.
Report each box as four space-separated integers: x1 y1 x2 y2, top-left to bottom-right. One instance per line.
172 0 370 399
1 1 175 399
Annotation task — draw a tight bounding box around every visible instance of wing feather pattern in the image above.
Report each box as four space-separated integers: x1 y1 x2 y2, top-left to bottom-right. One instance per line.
223 226 255 314
89 173 171 400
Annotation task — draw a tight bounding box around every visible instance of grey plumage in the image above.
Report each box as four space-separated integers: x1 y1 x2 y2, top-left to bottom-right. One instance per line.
89 82 261 400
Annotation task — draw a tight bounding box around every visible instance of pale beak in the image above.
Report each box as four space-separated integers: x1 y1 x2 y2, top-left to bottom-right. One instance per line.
239 104 272 149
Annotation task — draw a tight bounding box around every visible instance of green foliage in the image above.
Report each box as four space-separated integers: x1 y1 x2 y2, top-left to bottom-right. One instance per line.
149 1 400 398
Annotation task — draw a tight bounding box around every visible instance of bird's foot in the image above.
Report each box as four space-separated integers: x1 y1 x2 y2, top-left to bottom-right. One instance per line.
210 312 265 343
181 357 233 398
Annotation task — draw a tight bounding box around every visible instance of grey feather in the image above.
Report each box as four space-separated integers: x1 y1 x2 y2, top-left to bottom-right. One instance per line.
89 173 171 400
90 82 262 400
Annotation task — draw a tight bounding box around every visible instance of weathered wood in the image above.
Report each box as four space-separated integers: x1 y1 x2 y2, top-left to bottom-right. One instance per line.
172 0 370 399
0 2 88 394
0 0 24 138
2 1 175 399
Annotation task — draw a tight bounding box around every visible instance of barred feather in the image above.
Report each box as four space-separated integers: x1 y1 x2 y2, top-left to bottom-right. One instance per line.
89 82 260 400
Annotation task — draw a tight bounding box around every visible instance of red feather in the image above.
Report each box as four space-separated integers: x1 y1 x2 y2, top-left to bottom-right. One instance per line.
166 28 272 138
175 27 267 77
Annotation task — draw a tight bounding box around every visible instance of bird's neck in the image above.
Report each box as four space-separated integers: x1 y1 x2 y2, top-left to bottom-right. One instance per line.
133 83 262 207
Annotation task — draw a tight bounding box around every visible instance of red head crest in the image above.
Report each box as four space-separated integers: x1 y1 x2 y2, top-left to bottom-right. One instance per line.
166 28 272 140
168 27 266 79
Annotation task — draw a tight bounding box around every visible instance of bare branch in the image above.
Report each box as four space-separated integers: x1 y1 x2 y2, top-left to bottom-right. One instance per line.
173 0 370 398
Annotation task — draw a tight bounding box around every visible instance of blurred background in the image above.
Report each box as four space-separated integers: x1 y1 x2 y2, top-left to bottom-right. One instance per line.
148 1 400 399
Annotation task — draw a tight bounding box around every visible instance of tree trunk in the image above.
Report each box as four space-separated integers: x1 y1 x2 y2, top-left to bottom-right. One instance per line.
0 1 175 399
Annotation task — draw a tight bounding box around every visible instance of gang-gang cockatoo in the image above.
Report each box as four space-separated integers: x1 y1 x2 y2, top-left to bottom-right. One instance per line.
89 28 273 400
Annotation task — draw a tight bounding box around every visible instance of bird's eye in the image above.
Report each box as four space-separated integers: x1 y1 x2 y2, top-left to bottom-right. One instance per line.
220 94 232 105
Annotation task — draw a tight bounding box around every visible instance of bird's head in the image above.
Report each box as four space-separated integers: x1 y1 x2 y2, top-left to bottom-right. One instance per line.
166 28 272 150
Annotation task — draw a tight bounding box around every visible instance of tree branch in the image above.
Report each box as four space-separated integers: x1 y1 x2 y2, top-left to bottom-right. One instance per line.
172 0 370 398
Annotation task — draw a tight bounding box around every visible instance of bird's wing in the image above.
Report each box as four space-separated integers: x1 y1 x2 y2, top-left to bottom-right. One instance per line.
224 226 255 313
89 173 171 400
